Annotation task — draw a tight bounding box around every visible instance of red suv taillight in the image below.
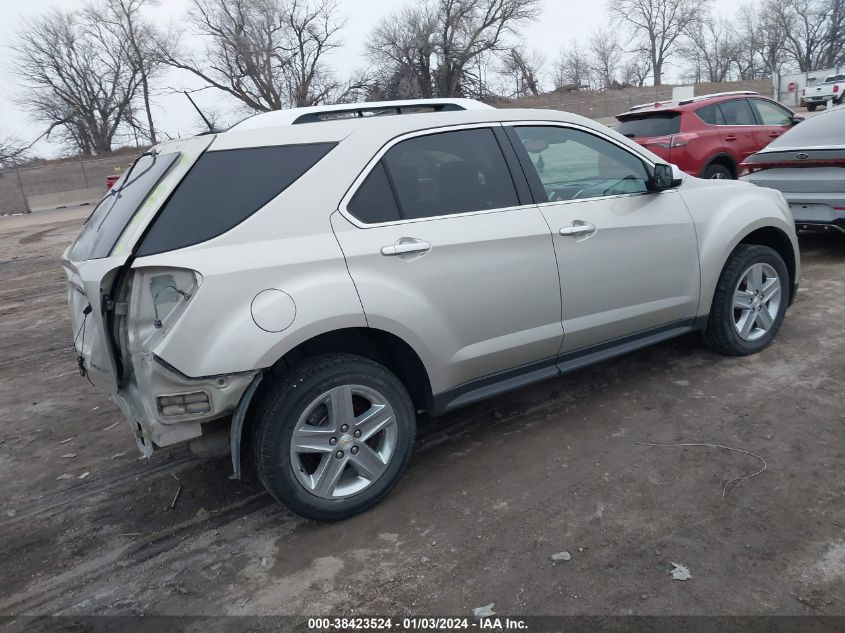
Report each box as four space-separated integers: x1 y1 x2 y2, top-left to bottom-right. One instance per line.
647 133 698 149
669 133 698 148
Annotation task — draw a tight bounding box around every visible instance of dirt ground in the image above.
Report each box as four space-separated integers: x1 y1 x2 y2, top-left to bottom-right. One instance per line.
1 208 844 623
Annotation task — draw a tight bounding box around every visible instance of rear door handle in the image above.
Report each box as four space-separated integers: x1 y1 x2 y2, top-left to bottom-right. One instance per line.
724 135 737 141
559 222 596 237
380 240 431 256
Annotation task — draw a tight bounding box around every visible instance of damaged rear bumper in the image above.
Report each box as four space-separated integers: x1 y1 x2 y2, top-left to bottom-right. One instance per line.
114 354 257 457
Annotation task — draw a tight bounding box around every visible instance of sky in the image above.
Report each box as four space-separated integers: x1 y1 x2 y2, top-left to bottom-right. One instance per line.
0 0 738 157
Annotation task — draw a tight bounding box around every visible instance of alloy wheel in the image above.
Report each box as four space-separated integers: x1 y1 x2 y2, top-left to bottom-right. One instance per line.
732 262 782 342
289 385 398 499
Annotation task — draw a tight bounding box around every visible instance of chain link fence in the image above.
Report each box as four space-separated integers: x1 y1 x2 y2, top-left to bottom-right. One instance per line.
0 154 138 216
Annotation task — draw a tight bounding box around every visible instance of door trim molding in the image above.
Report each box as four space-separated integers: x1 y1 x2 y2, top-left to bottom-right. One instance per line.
431 317 705 415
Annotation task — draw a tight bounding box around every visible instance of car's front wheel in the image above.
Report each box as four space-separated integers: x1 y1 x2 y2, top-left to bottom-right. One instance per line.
702 163 733 180
251 354 416 520
704 244 789 356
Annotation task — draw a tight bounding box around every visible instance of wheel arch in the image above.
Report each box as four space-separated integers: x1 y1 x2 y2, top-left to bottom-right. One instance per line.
270 327 434 412
231 327 434 478
702 153 738 178
737 226 797 305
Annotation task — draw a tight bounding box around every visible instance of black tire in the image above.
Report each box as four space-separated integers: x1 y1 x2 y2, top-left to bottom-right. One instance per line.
702 162 734 180
704 244 789 356
807 103 817 112
251 353 416 521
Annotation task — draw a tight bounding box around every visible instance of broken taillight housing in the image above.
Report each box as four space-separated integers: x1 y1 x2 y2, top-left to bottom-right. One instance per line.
157 392 211 416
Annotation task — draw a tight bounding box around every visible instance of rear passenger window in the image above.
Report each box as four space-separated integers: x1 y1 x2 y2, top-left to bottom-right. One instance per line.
136 143 336 256
718 99 757 125
696 103 726 125
347 163 401 224
383 128 518 219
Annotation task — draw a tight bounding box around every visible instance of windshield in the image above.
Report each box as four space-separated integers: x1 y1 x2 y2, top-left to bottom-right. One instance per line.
69 151 179 261
615 113 681 138
768 108 845 149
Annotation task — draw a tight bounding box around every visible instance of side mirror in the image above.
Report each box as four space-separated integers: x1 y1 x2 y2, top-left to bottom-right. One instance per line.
648 163 677 191
791 115 804 125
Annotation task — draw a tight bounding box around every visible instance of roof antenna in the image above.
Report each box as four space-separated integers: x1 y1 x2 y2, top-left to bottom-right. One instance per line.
184 91 217 133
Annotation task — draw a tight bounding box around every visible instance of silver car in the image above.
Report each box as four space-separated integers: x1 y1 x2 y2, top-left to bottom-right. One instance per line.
741 106 845 232
62 98 799 520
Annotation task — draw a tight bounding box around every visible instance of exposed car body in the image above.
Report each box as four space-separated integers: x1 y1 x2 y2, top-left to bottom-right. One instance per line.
62 98 799 519
741 105 845 232
801 74 845 111
616 91 801 179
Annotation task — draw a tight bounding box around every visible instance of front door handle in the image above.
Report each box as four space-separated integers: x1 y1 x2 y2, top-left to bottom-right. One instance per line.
560 222 596 237
724 135 737 141
380 240 431 256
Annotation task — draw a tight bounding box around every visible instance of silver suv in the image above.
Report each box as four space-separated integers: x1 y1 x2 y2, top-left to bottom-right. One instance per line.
62 98 799 520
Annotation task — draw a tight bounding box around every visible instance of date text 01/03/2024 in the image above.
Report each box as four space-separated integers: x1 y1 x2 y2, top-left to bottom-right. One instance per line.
306 617 529 630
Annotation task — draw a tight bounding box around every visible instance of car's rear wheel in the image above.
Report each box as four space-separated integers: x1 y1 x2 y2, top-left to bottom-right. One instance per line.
702 163 733 180
704 244 789 356
807 103 817 112
251 354 416 521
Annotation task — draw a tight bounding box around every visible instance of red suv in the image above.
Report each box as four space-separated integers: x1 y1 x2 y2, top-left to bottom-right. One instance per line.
615 91 801 179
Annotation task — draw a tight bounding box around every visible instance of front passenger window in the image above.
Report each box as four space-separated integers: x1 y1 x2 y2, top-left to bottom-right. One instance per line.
750 99 793 126
512 126 650 202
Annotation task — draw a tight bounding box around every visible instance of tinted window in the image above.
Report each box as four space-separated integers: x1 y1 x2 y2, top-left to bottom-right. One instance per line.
824 74 845 83
514 126 650 202
718 99 756 125
750 99 792 126
696 103 726 125
70 152 179 260
347 162 401 223
615 113 681 138
381 129 518 219
769 107 845 148
137 143 335 256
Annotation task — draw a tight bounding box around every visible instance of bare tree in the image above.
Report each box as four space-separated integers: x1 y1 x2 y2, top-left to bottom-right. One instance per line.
607 0 711 86
0 133 29 168
733 0 788 79
367 0 540 99
681 15 737 82
89 0 164 144
820 0 845 68
499 46 544 97
367 5 438 99
773 0 832 71
588 29 623 89
553 41 592 89
620 52 652 86
12 7 142 154
161 0 349 111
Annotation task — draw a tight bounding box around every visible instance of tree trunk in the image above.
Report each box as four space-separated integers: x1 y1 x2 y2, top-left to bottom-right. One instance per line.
140 70 156 145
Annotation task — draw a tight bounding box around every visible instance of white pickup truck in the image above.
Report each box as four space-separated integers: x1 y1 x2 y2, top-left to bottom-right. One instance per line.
801 73 845 111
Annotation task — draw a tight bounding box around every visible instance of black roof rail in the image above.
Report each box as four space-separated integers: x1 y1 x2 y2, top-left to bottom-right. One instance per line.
291 103 467 124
